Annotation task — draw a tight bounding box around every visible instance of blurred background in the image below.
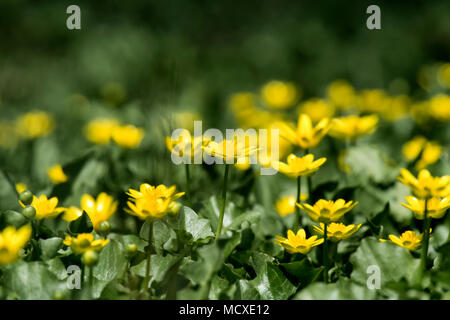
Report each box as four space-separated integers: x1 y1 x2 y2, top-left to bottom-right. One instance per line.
0 0 449 215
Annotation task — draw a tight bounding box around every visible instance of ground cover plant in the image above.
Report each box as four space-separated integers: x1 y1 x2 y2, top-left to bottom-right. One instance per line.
0 0 449 300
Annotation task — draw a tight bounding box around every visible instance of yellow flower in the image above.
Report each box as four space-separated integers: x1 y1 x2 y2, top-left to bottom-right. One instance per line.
261 80 299 109
401 196 450 220
278 114 331 149
23 195 65 220
402 136 442 170
397 169 450 199
173 111 202 133
429 94 450 121
313 222 361 242
379 230 423 251
84 118 120 145
326 80 356 110
274 153 326 179
16 183 28 194
416 142 442 170
0 225 32 265
356 89 389 114
81 193 118 231
62 206 83 222
63 233 109 255
165 132 205 160
274 229 324 254
47 165 68 184
229 92 256 113
275 195 308 217
112 125 145 149
402 136 427 161
126 184 184 220
329 114 378 141
381 95 410 121
297 99 335 123
16 111 54 139
203 135 258 162
297 199 358 223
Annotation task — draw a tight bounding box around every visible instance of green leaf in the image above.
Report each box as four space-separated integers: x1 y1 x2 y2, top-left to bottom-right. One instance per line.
91 239 127 298
294 278 377 299
350 237 421 287
237 260 296 300
345 145 399 185
3 261 68 299
279 258 323 287
1 210 27 228
178 206 214 243
39 237 63 260
181 243 223 285
130 253 178 288
68 210 93 234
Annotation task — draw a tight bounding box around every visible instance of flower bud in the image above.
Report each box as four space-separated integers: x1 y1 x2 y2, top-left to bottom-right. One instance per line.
125 243 137 258
22 205 36 220
97 221 111 236
82 250 98 267
19 190 34 206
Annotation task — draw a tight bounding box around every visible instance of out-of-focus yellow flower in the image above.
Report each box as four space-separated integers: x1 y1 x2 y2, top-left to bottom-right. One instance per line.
274 229 323 254
234 158 251 171
428 94 450 121
165 132 205 161
326 80 356 110
313 222 361 242
16 111 54 139
356 89 389 114
16 183 28 194
381 95 410 121
379 230 423 251
62 206 83 222
261 80 299 109
81 193 118 231
278 114 331 149
126 184 184 220
173 111 202 133
275 195 308 217
297 199 358 223
402 136 427 161
229 92 256 113
297 98 335 123
63 233 109 255
84 118 120 145
23 195 65 220
402 136 442 170
112 124 145 149
401 196 450 220
274 154 326 179
437 63 450 88
47 165 68 184
203 135 258 162
410 101 432 125
398 169 450 199
0 225 32 265
329 114 378 141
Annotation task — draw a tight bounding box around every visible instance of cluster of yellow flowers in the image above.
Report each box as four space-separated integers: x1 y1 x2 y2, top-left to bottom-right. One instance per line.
84 118 145 149
380 169 450 251
275 199 360 254
402 136 442 170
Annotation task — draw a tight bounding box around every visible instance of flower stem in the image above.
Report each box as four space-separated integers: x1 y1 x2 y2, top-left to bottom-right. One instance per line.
142 220 153 296
419 197 431 283
323 223 329 283
294 176 302 231
215 164 230 240
185 163 192 207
